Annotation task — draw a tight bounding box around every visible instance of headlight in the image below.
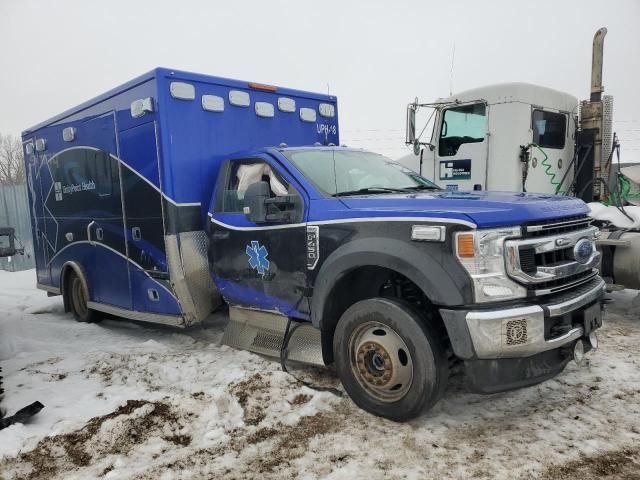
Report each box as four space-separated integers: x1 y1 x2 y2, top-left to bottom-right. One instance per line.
455 227 527 303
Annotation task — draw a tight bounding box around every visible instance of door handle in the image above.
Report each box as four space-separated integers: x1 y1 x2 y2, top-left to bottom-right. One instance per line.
212 231 230 240
87 221 96 245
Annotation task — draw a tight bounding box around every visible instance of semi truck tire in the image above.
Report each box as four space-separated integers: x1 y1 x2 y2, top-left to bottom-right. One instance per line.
333 297 448 421
67 272 101 323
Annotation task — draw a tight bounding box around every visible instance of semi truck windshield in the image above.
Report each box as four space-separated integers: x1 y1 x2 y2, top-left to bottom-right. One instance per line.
283 150 439 197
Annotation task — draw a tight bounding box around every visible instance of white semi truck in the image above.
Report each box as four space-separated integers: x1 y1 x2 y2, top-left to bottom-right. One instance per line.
402 27 640 291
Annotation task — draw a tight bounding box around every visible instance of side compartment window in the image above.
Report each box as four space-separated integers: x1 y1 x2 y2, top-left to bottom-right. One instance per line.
94 151 113 197
532 110 567 149
49 148 120 217
61 151 89 186
439 103 486 157
215 159 292 213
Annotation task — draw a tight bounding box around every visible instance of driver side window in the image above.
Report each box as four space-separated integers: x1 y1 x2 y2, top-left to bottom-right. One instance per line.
215 159 292 213
438 103 486 157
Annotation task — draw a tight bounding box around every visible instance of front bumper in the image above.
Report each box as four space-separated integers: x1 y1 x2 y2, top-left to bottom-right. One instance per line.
440 276 606 360
463 348 575 394
440 276 606 394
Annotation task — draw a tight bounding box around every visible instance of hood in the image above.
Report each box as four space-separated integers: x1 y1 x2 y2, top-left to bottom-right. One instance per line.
339 191 589 228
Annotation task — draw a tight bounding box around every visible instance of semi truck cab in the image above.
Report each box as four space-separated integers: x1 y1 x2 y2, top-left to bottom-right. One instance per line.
403 83 583 194
23 69 605 421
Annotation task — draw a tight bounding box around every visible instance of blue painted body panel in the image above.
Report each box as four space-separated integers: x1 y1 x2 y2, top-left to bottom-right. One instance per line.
24 67 340 211
23 68 339 321
335 191 589 228
213 276 309 319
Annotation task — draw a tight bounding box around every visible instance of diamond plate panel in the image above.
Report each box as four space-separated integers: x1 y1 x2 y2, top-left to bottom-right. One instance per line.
165 231 222 326
223 306 324 366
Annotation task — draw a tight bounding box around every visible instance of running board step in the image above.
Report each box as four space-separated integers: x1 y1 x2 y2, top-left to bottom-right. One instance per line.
222 306 324 367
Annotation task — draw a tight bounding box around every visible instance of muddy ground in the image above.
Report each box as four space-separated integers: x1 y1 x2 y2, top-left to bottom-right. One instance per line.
1 272 639 479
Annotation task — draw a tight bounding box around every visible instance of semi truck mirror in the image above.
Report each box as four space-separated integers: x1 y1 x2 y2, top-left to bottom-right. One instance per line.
406 104 416 144
244 181 270 223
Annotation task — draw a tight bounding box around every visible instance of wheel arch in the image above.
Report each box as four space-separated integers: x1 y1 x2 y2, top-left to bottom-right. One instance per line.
59 261 90 312
311 237 465 363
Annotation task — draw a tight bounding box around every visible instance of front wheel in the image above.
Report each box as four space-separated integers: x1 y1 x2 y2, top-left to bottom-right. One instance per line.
68 272 101 323
333 298 448 421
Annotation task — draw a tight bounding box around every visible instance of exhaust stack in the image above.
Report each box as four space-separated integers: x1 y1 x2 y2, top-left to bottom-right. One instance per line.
580 27 612 200
590 27 607 101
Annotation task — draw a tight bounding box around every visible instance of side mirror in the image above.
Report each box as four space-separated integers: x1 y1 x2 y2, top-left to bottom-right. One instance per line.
407 100 438 155
243 181 301 224
406 103 416 145
243 181 270 223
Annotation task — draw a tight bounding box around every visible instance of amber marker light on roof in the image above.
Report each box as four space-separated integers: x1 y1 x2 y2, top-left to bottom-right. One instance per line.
248 82 278 92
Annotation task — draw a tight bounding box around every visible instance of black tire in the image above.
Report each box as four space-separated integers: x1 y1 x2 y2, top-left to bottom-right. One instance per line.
333 297 448 421
67 272 101 323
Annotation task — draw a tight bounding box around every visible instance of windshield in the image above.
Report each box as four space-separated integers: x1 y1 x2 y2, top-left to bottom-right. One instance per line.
282 149 440 196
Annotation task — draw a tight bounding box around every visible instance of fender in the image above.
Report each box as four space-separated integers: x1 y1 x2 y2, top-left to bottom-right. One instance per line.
310 236 472 329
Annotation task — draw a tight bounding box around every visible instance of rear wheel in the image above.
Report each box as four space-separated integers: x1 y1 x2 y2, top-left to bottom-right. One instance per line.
68 272 101 323
333 297 447 421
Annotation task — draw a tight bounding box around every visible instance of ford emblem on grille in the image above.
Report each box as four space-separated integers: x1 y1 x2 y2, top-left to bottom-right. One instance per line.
573 238 595 264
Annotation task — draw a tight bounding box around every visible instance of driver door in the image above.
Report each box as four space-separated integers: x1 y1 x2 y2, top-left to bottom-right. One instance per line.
434 102 488 191
208 155 309 318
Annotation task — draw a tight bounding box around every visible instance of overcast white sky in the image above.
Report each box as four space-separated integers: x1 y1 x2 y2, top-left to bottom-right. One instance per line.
1 0 639 160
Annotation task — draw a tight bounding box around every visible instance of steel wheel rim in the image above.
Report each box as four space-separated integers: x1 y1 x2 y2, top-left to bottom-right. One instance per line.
348 321 414 403
72 277 88 318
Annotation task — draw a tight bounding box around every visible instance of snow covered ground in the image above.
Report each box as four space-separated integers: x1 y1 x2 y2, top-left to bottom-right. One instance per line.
1 269 639 479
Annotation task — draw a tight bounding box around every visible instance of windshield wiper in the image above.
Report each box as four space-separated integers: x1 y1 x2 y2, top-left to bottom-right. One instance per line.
332 187 412 197
404 185 441 191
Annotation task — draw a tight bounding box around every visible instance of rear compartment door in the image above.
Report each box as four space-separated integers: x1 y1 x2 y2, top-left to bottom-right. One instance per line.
119 121 171 312
82 113 129 307
24 138 51 285
45 113 130 308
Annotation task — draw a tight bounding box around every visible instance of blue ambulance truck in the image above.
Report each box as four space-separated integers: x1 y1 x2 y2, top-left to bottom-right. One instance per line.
23 68 605 420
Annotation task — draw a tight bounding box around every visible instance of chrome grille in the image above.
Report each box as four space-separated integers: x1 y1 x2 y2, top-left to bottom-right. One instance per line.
524 215 592 238
505 220 600 296
520 245 576 273
519 248 537 275
530 271 598 296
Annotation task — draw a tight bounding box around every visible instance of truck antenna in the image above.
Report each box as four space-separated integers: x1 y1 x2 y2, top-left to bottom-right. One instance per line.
449 43 456 96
